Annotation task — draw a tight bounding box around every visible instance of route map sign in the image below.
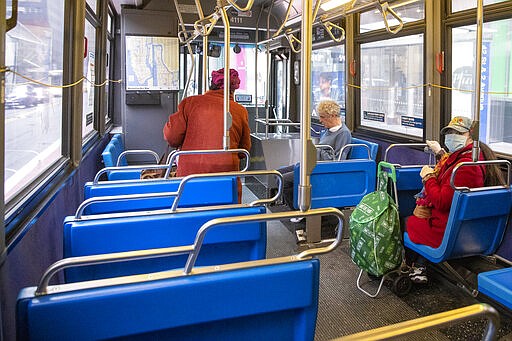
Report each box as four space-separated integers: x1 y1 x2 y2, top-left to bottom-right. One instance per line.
125 36 179 91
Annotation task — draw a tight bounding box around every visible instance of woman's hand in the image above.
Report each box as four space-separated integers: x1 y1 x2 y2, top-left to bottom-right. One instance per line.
420 165 435 183
426 140 442 155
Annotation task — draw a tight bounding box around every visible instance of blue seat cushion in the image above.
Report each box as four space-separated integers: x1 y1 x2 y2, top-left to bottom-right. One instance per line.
478 268 512 310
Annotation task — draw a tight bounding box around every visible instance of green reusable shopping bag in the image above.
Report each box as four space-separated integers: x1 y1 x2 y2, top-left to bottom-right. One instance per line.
349 168 402 277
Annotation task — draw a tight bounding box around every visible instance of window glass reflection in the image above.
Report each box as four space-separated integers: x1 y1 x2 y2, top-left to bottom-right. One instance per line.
452 19 512 155
311 45 345 118
451 0 506 12
360 34 424 137
5 0 64 202
360 0 424 33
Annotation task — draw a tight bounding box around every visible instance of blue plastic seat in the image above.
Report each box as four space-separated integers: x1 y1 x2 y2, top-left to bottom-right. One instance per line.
349 137 379 161
111 133 124 149
83 176 237 214
101 133 160 180
404 187 512 263
17 258 319 341
102 139 141 180
478 267 512 310
293 159 376 209
101 142 117 168
395 167 423 219
63 206 267 282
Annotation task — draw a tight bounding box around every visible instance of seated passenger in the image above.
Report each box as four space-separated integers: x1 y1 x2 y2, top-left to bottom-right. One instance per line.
280 100 352 214
406 116 504 283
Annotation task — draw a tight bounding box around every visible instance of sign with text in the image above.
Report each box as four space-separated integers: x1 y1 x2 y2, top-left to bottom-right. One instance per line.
401 115 423 129
363 111 385 122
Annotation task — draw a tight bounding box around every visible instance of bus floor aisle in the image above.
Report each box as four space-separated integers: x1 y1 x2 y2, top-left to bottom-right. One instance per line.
241 184 296 258
241 185 512 340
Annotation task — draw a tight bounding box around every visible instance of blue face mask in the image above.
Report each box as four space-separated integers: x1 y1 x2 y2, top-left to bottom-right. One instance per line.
444 134 467 152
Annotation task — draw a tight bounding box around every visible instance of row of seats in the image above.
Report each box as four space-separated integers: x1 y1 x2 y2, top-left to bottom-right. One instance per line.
18 164 346 339
294 139 512 310
17 139 511 339
17 163 347 339
68 169 288 282
394 156 512 309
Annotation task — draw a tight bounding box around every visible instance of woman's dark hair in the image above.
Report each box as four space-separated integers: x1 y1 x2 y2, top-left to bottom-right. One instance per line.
479 142 506 186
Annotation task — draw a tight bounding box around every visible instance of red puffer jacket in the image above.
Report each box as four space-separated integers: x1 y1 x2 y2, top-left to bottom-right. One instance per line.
163 89 251 177
406 144 485 248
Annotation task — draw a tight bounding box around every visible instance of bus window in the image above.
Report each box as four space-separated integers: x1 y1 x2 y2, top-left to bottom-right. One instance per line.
311 45 345 119
360 34 424 137
451 0 507 12
452 19 512 155
4 0 65 203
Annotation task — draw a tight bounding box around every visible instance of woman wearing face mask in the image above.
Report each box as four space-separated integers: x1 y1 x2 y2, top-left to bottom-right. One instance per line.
405 116 505 284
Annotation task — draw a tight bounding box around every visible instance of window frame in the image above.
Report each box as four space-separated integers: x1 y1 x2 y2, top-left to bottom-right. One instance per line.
354 14 426 142
443 0 512 157
4 0 80 242
5 0 114 244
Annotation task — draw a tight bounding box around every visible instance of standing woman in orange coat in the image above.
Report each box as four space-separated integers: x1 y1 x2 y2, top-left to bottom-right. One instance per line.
163 68 251 201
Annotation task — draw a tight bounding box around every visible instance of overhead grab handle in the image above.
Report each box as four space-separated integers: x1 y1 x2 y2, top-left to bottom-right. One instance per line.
377 1 404 34
178 29 200 44
272 0 295 38
321 18 345 43
7 0 18 32
272 0 320 39
193 12 220 37
225 0 255 12
285 29 302 54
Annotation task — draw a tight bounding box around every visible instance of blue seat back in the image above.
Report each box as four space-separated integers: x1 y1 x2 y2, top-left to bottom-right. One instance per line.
111 133 124 149
349 137 379 161
478 268 512 310
395 167 423 219
101 135 139 179
101 142 117 168
405 188 512 263
111 138 127 166
293 160 376 209
63 206 267 282
17 258 319 341
83 176 238 214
